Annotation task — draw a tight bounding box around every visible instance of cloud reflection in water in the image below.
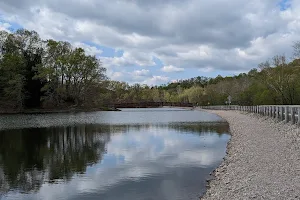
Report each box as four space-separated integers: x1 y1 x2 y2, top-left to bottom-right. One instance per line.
0 110 229 200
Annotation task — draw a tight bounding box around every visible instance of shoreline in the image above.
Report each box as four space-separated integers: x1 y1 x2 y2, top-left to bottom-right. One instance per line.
199 109 300 200
0 106 194 115
0 107 121 114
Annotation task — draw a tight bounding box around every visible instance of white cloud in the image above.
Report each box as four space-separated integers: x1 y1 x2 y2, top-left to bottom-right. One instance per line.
110 71 123 80
143 76 170 85
101 51 155 69
108 70 167 85
132 69 151 76
73 42 103 56
161 65 184 72
0 21 11 32
1 0 300 84
177 45 213 60
199 66 214 73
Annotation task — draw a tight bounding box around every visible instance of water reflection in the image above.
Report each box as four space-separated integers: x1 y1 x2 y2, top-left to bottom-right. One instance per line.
0 123 229 200
0 108 224 130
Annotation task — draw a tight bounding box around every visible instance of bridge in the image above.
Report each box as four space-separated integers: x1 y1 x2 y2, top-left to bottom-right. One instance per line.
110 102 194 108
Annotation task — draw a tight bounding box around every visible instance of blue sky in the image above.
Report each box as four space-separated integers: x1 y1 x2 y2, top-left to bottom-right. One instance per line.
0 0 299 85
279 0 291 10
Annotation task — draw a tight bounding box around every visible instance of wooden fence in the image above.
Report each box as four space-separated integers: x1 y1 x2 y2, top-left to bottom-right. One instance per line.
200 105 300 126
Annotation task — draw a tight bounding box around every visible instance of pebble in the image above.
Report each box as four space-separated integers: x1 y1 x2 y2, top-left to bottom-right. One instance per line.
200 110 300 200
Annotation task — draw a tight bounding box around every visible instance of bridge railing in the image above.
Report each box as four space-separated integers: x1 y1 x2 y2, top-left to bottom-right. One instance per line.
110 102 194 108
200 105 300 126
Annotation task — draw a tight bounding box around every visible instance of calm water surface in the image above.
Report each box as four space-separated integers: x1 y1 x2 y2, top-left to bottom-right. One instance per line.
0 108 230 200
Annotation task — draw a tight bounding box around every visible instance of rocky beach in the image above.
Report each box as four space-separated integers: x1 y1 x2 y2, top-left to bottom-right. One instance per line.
201 110 300 200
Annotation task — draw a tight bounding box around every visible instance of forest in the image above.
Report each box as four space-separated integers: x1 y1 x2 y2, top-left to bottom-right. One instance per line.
100 44 300 106
0 29 107 112
1 29 300 113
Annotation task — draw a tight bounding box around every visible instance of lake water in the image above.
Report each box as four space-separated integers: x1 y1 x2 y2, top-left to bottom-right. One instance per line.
0 108 230 200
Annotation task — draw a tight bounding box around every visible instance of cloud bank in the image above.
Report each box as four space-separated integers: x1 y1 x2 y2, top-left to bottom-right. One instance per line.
0 0 300 84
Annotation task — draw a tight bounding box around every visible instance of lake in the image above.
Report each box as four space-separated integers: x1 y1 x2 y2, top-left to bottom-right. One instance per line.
0 108 230 200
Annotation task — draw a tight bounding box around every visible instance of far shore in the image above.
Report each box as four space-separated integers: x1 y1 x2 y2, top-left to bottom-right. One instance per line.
0 106 196 114
0 107 121 114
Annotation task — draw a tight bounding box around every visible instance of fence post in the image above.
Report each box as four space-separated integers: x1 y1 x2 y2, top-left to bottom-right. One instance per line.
291 107 295 124
270 106 273 118
298 107 300 127
280 107 284 121
260 106 262 115
285 106 289 123
275 106 279 120
278 106 281 120
270 106 272 117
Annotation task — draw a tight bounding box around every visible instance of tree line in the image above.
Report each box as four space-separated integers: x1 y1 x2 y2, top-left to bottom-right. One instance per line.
105 44 300 106
1 29 300 112
0 29 107 112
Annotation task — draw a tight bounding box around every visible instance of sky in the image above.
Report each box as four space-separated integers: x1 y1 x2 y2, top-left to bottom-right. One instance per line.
0 0 299 85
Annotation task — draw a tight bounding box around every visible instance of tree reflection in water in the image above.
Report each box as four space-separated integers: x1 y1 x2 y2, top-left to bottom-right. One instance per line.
0 122 228 194
0 125 111 194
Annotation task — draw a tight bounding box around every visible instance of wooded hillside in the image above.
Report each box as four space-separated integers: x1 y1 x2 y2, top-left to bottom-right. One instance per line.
1 29 300 112
107 54 300 106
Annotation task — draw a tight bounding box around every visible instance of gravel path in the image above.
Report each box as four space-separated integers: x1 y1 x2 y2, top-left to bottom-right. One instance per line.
201 110 300 200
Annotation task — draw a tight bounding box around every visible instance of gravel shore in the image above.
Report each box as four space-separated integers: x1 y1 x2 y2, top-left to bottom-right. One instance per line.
201 110 300 200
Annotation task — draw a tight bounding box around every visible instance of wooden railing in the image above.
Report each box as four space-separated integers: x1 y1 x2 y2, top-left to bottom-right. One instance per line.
200 105 300 126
